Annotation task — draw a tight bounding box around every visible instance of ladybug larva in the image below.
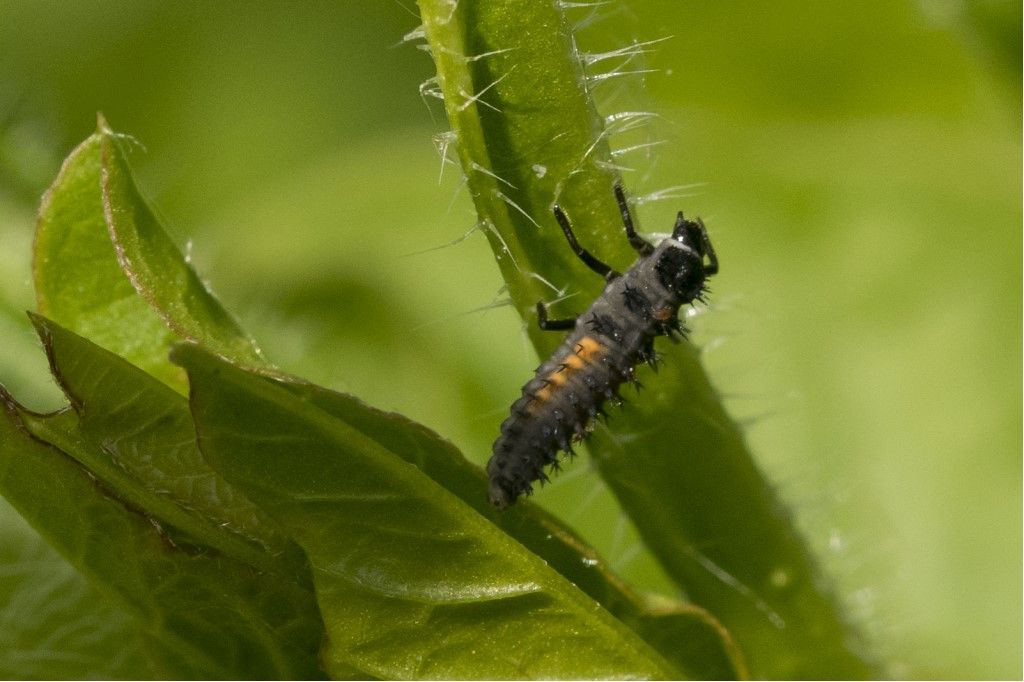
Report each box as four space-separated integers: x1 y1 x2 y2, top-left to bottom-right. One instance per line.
487 183 719 508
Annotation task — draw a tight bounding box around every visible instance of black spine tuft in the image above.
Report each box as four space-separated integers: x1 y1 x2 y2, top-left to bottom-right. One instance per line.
623 285 652 318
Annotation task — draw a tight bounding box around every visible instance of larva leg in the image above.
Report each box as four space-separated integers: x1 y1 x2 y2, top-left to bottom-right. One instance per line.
536 301 576 331
552 204 620 280
614 183 655 257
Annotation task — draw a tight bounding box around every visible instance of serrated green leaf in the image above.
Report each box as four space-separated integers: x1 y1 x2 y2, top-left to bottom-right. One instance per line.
418 0 875 677
0 388 328 680
274 376 747 680
98 119 265 367
28 313 303 579
34 129 182 391
33 117 265 396
23 290 738 678
175 343 679 680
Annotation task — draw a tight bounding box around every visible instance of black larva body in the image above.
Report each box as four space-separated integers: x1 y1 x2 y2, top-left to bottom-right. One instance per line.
487 183 718 508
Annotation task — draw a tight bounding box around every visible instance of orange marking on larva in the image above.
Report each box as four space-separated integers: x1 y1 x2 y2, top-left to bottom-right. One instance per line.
575 336 605 361
531 336 607 409
562 354 587 371
653 306 674 321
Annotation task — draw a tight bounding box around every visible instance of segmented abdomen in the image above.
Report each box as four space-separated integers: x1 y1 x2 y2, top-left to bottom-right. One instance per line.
486 292 662 508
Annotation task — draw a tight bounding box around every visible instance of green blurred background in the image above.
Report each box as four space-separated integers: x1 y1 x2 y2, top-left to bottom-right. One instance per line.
0 1 1019 678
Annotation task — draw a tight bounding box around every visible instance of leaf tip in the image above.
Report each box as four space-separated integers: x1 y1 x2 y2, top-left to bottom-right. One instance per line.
24 310 53 354
95 111 112 135
25 309 44 329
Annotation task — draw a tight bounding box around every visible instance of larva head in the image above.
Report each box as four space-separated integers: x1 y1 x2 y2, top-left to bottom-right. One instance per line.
657 212 718 301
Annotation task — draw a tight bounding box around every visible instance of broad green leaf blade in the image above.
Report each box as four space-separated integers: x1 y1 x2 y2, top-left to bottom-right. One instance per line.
0 389 328 680
34 118 265 395
28 313 303 579
36 309 730 675
419 0 875 677
175 344 678 680
34 129 181 390
282 378 641 604
0 500 154 679
275 378 747 680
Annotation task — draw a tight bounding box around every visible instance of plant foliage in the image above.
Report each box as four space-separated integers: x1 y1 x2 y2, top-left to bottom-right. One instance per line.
0 0 879 678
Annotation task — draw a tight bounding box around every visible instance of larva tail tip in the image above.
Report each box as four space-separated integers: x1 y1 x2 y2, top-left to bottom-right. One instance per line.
489 483 512 509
